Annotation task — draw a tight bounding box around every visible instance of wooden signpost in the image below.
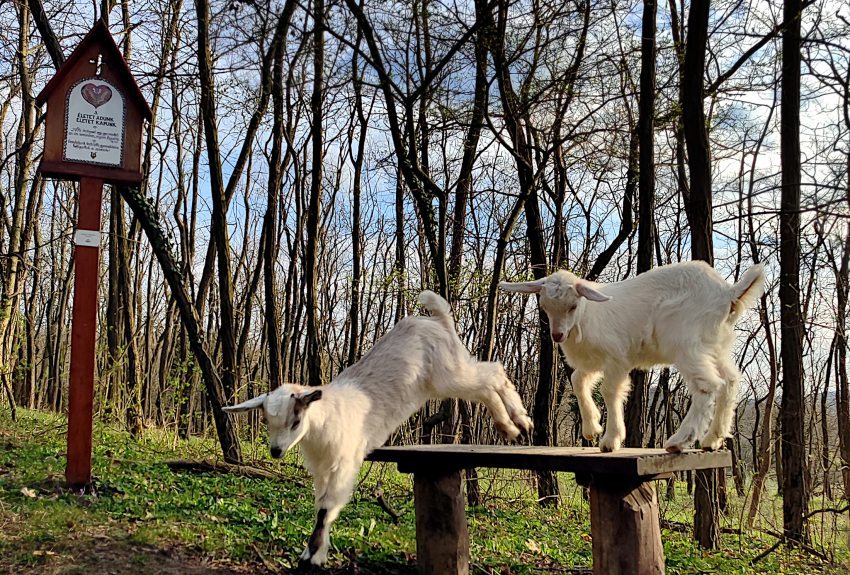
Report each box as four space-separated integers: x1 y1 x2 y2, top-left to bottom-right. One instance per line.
36 19 151 489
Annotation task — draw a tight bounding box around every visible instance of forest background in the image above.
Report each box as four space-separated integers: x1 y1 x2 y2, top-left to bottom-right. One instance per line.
1 0 849 564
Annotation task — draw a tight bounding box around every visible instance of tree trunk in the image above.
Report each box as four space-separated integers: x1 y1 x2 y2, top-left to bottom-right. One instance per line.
119 186 242 463
263 9 293 391
682 0 713 262
305 0 326 387
346 26 367 368
625 0 656 448
195 0 237 407
681 0 719 548
779 0 808 543
0 1 38 421
833 223 850 500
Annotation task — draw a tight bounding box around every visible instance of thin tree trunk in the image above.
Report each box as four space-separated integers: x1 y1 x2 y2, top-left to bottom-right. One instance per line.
0 1 38 420
195 0 238 408
263 8 294 391
347 23 368 368
625 0 656 448
305 0 326 387
833 222 850 500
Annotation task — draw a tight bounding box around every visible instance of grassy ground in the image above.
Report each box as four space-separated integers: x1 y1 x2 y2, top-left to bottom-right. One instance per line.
1 408 847 574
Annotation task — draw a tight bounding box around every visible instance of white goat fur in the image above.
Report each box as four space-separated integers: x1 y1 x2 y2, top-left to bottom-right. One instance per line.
224 290 532 566
499 261 764 453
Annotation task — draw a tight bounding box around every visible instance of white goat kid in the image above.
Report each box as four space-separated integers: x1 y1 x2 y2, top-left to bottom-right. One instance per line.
499 261 764 453
224 290 532 566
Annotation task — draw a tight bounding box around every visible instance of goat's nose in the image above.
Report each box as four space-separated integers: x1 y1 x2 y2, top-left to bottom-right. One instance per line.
270 447 282 459
551 332 564 343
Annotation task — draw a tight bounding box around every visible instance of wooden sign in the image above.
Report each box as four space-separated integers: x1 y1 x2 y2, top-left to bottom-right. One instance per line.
36 19 151 489
36 18 150 184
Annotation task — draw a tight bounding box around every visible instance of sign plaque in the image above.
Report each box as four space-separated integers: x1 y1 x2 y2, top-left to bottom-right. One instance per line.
64 78 125 167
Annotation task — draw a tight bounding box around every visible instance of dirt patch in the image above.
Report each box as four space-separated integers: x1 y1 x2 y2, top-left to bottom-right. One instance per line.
0 536 255 575
0 533 416 575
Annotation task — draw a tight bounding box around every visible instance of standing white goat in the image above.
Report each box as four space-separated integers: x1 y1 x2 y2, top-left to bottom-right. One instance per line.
499 261 764 453
224 290 532 566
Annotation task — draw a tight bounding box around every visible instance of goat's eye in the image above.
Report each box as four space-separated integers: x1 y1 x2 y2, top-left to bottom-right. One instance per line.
569 304 577 312
290 419 301 430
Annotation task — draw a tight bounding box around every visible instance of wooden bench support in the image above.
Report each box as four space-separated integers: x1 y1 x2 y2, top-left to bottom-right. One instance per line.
413 469 469 575
586 479 664 575
369 446 730 574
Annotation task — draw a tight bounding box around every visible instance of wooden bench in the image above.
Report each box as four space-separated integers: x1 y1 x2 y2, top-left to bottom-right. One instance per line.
368 445 731 575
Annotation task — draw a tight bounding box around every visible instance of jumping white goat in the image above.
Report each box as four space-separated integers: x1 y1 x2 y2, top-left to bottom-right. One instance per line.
224 290 532 566
499 261 764 453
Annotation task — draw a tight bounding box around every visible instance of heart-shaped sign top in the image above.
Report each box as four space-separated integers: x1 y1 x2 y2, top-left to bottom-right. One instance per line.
81 83 113 109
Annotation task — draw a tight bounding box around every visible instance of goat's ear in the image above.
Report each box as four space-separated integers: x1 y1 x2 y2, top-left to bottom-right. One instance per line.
223 394 267 413
292 389 322 410
498 278 547 294
575 281 611 302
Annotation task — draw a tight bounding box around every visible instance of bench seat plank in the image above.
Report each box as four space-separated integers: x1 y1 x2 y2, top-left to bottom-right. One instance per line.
368 445 731 478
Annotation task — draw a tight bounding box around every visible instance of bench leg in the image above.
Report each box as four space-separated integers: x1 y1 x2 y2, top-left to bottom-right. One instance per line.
589 480 664 575
413 470 469 575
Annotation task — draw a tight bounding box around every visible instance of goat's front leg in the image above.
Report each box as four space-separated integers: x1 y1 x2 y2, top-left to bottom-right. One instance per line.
299 462 360 566
571 370 602 441
599 369 630 452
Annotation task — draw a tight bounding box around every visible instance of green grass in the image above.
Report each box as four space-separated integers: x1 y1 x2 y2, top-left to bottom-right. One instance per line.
0 408 847 574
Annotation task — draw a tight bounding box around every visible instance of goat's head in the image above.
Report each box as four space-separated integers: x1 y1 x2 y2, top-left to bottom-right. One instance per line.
499 271 611 343
223 384 322 458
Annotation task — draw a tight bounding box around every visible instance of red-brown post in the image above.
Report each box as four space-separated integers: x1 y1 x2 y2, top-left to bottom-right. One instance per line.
65 177 104 488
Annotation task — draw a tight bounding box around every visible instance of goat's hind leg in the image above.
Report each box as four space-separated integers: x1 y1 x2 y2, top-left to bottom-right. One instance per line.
700 357 740 451
489 362 533 437
447 362 528 440
664 355 723 453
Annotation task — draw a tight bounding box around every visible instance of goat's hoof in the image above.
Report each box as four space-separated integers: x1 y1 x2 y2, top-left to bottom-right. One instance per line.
664 428 695 453
599 435 622 452
496 421 522 441
699 433 725 452
295 558 318 574
663 436 690 453
297 547 328 569
582 421 603 441
515 415 534 436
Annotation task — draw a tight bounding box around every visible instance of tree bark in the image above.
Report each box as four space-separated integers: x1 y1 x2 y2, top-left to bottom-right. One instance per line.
779 0 808 542
832 223 850 500
263 7 295 391
680 0 719 548
625 0 656 448
305 0 326 387
682 0 713 261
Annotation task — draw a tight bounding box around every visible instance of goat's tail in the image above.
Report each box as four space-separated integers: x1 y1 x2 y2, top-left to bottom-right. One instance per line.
731 264 765 314
418 290 455 331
